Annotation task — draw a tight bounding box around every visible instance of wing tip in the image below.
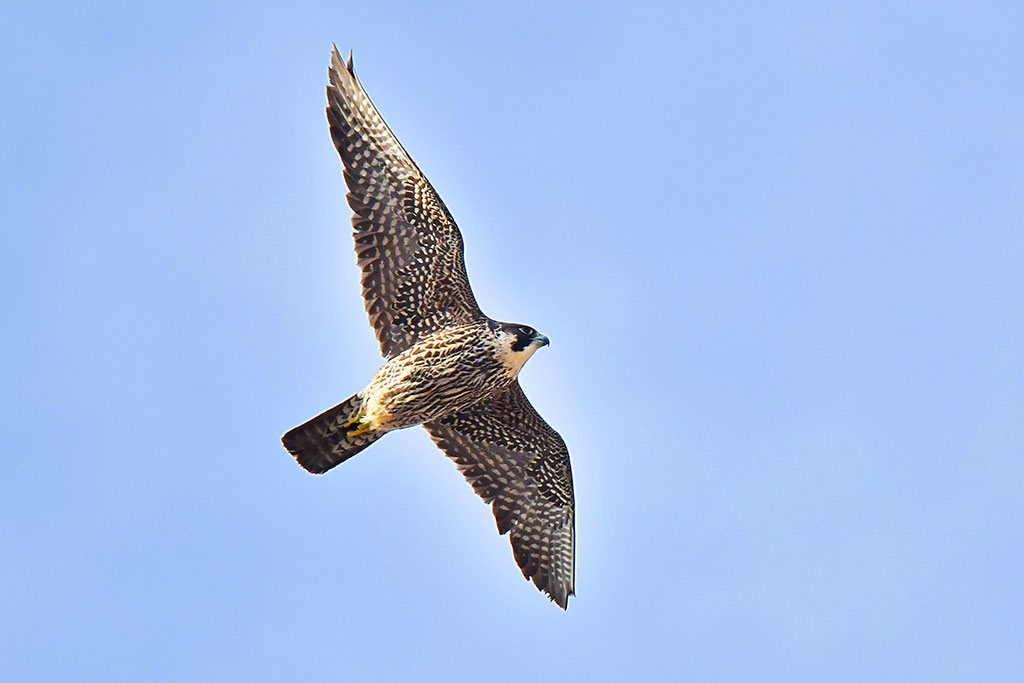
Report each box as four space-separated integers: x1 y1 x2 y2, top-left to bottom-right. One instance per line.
329 44 356 76
514 541 574 610
542 580 573 610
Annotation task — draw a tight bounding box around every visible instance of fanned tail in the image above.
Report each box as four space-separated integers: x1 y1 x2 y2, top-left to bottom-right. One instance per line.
282 394 383 474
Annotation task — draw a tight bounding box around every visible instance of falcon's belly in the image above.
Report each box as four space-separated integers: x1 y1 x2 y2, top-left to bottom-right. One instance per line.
358 322 509 431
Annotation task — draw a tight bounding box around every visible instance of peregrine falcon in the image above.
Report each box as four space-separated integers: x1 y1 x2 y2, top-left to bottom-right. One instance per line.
282 47 575 609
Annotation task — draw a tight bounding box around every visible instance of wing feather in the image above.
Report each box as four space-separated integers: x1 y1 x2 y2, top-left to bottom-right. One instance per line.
326 47 481 356
424 383 576 608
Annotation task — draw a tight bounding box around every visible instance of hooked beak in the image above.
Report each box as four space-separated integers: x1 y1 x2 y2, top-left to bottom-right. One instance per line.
535 334 550 348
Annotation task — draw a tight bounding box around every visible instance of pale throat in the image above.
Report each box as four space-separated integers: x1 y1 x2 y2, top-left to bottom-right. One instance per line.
497 343 540 378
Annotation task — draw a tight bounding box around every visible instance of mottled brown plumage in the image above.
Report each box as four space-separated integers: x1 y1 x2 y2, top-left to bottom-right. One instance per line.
325 49 479 357
282 47 575 609
426 385 574 608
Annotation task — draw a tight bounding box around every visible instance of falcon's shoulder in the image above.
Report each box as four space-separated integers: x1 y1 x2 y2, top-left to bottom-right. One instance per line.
424 382 575 608
326 47 481 357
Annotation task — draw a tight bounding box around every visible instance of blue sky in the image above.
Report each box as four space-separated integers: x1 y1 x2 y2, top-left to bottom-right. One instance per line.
3 1 1023 680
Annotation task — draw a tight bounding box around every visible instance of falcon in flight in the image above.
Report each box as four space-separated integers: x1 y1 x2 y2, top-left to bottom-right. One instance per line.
282 47 575 608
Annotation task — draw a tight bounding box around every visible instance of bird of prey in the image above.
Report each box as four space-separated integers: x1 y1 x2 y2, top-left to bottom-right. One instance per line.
282 47 575 608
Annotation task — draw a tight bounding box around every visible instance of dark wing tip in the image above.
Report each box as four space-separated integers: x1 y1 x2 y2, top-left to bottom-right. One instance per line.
537 576 571 610
522 554 573 610
328 45 355 76
550 584 572 610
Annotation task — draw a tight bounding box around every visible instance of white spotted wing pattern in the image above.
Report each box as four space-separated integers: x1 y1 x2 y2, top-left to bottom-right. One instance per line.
327 48 481 357
425 383 575 608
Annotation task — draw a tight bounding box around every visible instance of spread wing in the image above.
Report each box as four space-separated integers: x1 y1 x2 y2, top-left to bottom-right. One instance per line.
326 47 482 357
424 383 575 608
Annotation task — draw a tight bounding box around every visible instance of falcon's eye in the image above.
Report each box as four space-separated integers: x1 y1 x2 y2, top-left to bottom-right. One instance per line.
518 326 532 336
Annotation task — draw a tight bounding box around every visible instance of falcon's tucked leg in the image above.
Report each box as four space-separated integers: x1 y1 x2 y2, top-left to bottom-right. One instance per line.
345 417 374 437
343 405 369 435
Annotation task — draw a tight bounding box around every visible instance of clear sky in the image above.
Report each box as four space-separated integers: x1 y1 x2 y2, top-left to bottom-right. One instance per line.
3 1 1023 681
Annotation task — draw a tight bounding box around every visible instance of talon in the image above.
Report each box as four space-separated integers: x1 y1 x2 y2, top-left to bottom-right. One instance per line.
346 419 372 437
343 405 370 436
343 405 364 427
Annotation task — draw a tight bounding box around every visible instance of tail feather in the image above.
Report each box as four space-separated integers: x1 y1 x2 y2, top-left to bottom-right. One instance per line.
282 394 383 474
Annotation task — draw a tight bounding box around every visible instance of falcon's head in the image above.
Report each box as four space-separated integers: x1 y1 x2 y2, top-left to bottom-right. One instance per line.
494 322 549 377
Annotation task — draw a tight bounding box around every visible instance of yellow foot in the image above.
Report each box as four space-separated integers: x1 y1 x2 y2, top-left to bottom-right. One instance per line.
343 407 373 437
345 419 373 437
